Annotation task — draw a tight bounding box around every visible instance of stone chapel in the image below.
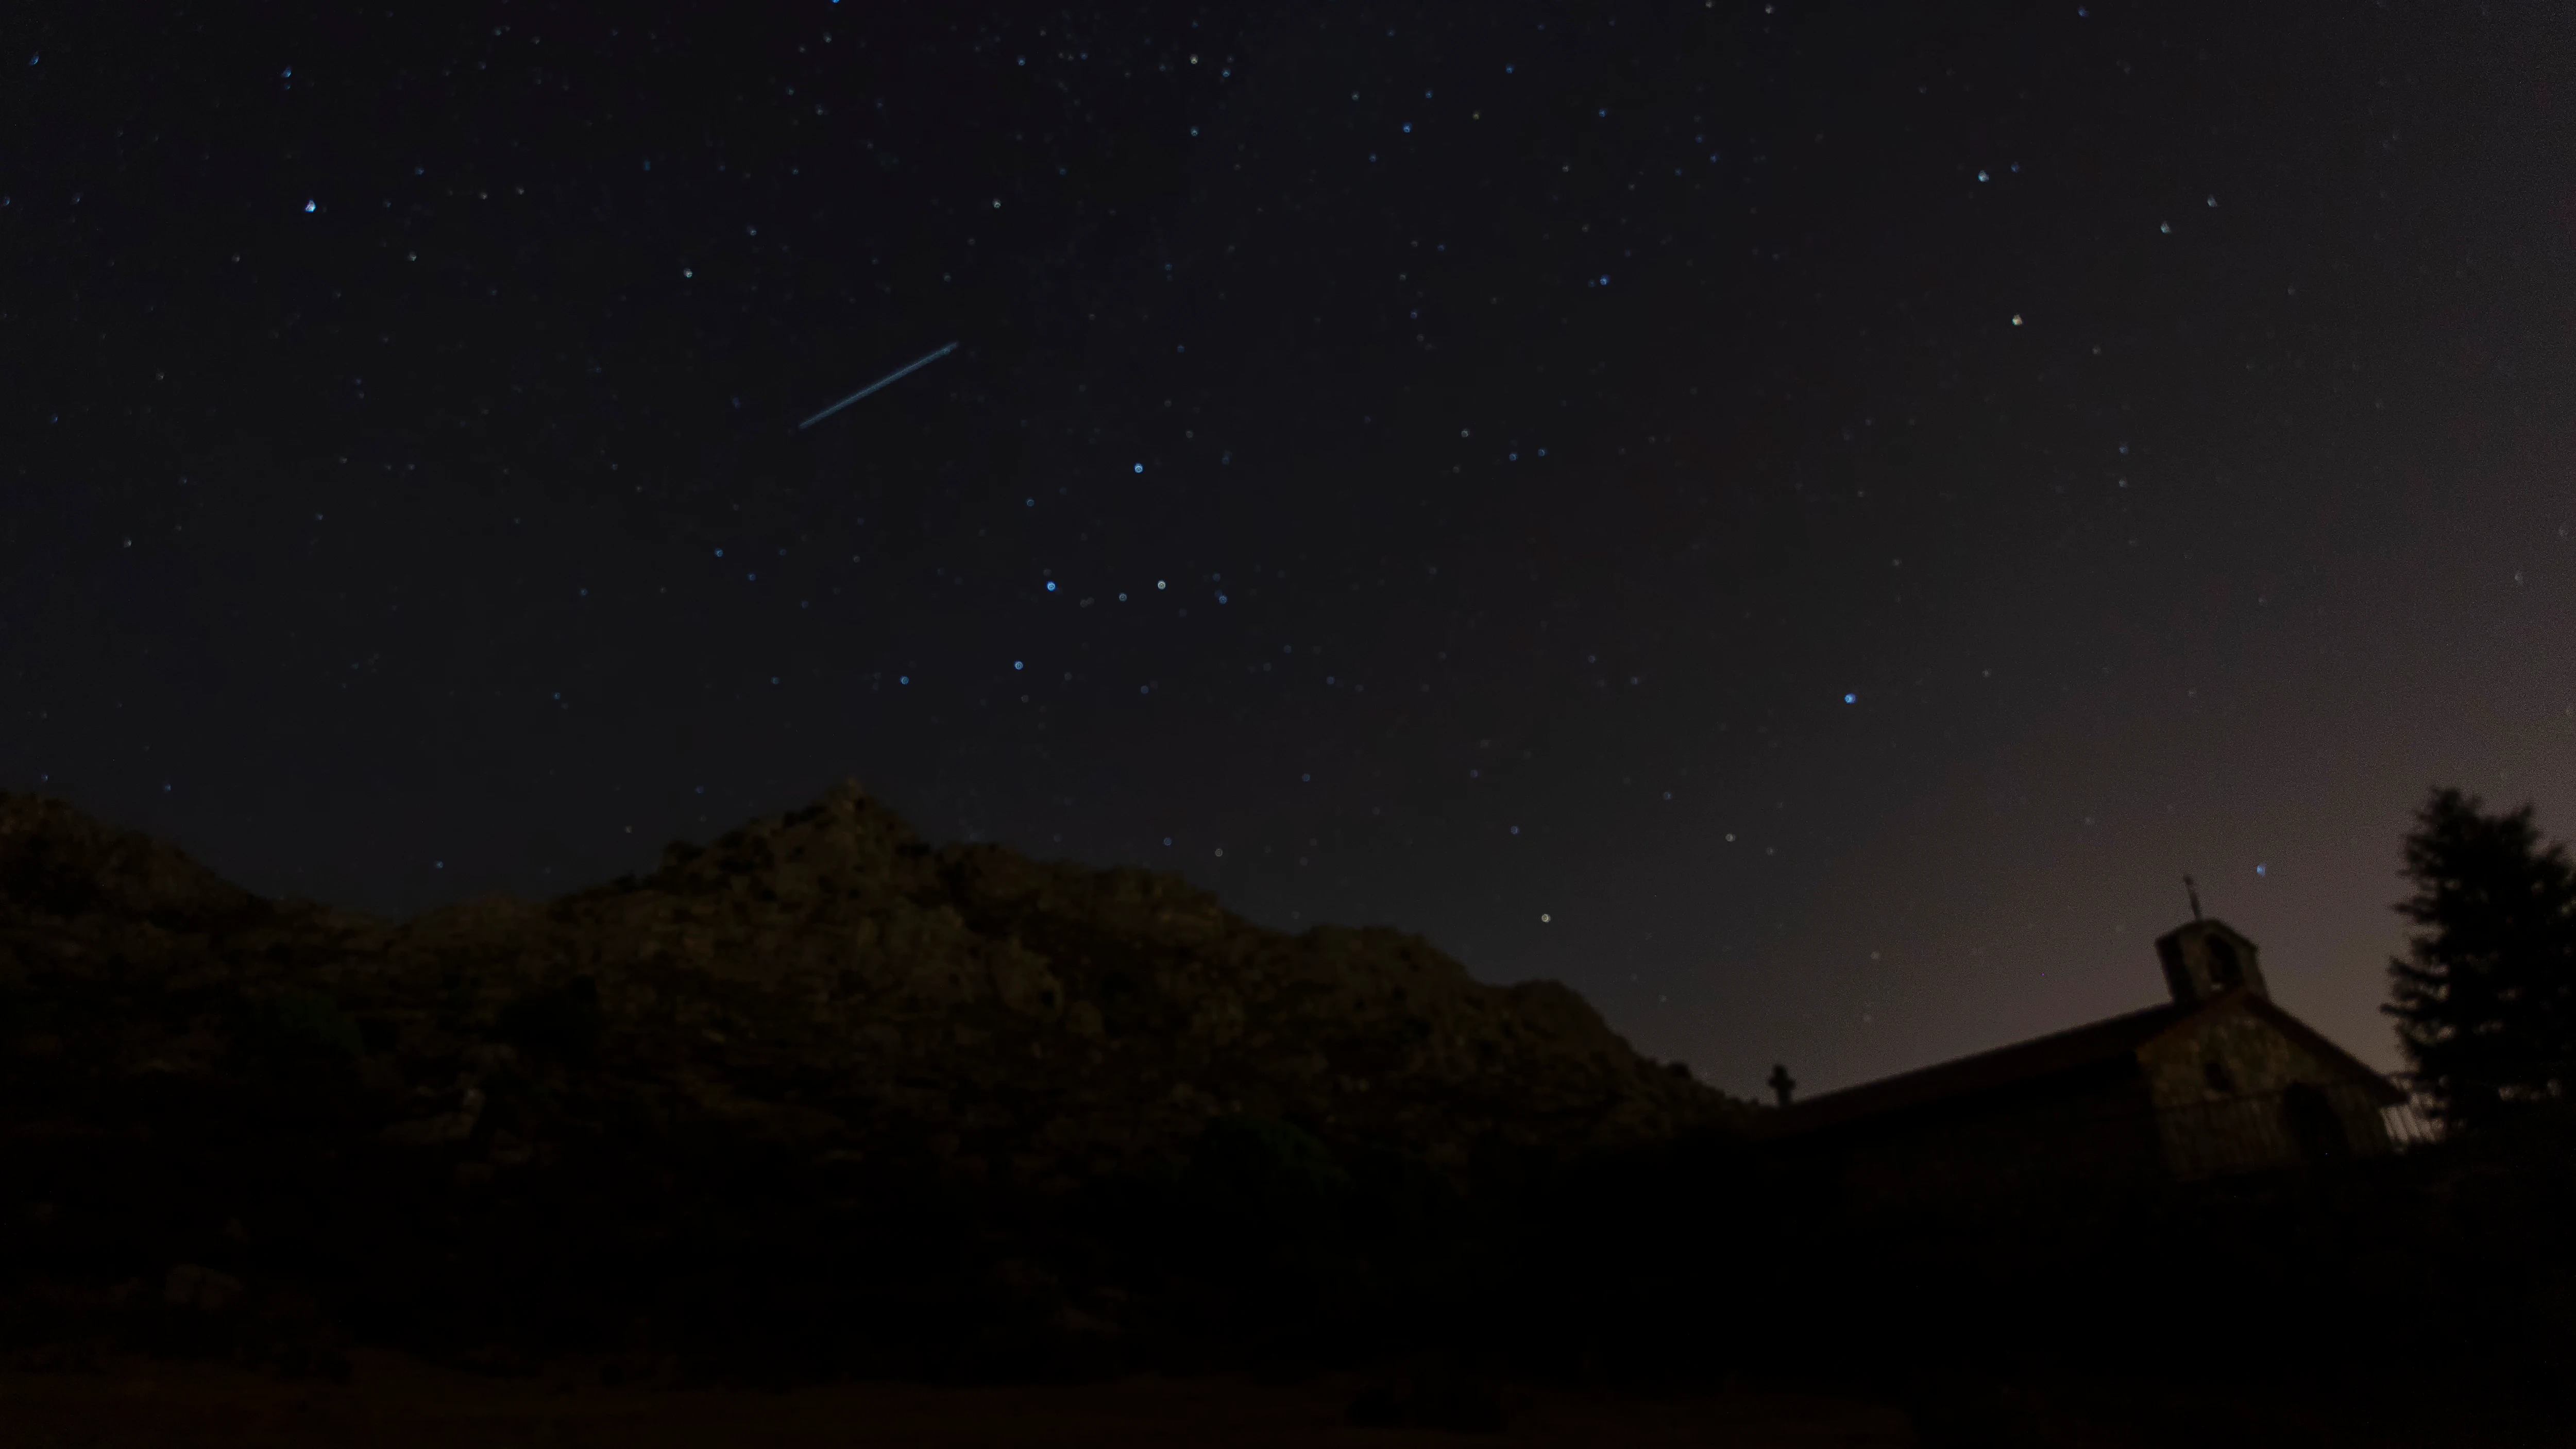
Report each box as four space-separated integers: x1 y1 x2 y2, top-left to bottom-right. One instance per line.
1757 918 2414 1205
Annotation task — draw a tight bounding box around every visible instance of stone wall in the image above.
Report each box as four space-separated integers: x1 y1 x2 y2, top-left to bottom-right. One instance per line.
2137 1002 2395 1173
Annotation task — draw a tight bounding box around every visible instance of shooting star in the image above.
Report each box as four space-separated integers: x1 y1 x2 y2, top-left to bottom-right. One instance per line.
796 341 959 430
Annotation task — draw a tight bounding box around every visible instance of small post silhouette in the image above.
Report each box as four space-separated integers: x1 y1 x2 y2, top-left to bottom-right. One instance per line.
2184 874 2204 922
1767 1063 1797 1108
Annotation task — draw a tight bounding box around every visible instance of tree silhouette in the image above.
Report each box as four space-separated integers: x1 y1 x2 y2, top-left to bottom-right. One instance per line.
2386 788 2576 1131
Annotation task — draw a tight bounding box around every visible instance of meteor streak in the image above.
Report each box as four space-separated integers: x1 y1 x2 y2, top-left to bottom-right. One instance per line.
796 341 959 430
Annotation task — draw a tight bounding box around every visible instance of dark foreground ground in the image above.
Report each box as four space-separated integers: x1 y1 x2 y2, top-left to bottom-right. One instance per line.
3 1351 2567 1448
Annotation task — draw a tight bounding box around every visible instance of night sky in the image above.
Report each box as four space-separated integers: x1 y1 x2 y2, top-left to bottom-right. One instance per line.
10 1 2573 1100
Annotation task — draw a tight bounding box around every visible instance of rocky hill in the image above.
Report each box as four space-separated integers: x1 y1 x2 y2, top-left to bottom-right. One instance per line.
0 781 1747 1377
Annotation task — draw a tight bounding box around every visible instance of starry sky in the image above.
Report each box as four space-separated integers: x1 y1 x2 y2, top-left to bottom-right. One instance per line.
9 1 2574 1099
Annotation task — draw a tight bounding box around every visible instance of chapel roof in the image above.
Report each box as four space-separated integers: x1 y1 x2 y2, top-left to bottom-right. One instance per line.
1758 989 2402 1142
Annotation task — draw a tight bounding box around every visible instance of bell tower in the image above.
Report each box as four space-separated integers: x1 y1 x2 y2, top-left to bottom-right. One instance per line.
2155 917 2268 1004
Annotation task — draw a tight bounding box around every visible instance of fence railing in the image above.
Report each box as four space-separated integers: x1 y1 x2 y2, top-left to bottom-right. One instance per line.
2382 1092 2444 1150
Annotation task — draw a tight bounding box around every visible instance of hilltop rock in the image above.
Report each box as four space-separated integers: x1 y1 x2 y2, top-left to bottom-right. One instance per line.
0 792 262 929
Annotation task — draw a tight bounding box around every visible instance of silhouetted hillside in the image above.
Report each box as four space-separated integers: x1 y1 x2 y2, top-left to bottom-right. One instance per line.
0 782 1748 1381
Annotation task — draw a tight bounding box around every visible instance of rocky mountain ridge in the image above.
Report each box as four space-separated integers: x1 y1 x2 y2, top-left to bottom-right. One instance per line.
1 779 1742 1177
0 780 1747 1375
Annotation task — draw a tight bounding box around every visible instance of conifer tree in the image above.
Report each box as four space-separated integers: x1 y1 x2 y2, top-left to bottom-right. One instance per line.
2386 788 2576 1130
